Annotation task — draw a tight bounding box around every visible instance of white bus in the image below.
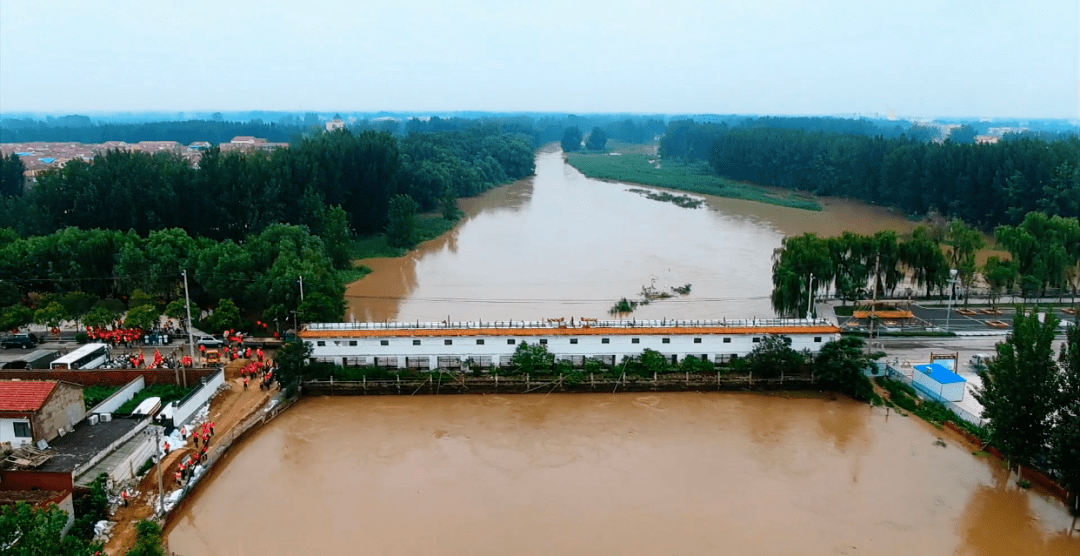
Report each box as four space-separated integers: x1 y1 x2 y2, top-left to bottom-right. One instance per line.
50 343 111 370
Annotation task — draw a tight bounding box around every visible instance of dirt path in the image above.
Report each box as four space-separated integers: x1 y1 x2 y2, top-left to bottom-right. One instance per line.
104 358 275 555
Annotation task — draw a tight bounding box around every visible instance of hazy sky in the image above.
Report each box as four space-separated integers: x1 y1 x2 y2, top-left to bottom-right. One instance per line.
1 0 1077 118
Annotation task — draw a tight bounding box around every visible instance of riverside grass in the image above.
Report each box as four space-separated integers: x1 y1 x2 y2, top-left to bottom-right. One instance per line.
566 151 822 212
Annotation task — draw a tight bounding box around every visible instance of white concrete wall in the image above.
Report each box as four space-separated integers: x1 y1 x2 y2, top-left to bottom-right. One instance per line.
171 369 225 427
0 417 32 448
913 369 967 402
307 329 839 369
939 380 966 402
89 376 145 416
111 434 156 484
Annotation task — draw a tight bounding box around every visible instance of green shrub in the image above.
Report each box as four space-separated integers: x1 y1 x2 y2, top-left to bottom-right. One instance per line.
75 331 88 344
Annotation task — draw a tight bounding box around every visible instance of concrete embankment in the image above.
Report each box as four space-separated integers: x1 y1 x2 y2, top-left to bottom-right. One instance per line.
301 372 819 396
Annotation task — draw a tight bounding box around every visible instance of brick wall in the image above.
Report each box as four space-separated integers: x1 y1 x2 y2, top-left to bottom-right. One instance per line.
0 368 218 387
32 383 85 443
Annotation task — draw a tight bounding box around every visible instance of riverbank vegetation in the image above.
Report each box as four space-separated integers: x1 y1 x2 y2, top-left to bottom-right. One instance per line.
566 150 822 211
770 214 1079 317
0 125 535 330
660 120 1080 229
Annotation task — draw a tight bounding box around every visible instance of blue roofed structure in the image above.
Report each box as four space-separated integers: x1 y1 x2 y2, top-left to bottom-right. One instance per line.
912 363 967 402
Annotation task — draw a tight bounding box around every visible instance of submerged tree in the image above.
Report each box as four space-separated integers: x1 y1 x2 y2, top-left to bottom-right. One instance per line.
1050 324 1080 519
974 309 1061 481
812 336 882 402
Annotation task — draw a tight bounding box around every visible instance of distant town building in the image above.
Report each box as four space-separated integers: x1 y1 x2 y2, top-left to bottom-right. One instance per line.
326 117 346 132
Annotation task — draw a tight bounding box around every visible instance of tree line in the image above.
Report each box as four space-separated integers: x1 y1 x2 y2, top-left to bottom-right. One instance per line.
659 121 1080 230
0 126 537 332
770 213 1080 317
0 127 534 241
0 224 347 334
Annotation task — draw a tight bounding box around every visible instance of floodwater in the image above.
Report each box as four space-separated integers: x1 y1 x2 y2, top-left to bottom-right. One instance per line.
346 148 920 323
167 393 1080 555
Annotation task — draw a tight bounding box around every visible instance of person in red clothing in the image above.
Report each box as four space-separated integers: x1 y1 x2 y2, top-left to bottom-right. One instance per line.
243 375 249 389
121 489 129 507
163 441 170 455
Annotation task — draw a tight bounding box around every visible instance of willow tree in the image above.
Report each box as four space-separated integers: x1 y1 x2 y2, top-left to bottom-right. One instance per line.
945 219 986 303
771 233 833 318
900 226 949 298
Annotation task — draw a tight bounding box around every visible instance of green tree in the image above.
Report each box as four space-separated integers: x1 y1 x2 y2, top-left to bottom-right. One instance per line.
0 304 33 331
164 299 195 322
974 309 1061 481
385 194 419 249
585 127 608 151
944 219 986 303
900 226 949 297
1050 324 1080 518
982 256 1018 308
274 339 313 386
0 152 25 198
59 292 98 324
508 341 555 375
297 292 345 323
813 336 881 401
83 305 119 329
125 519 167 556
735 334 805 379
318 205 354 269
0 501 102 556
440 187 462 221
771 233 833 317
205 298 241 333
33 301 67 330
561 127 582 153
129 289 156 309
124 304 160 331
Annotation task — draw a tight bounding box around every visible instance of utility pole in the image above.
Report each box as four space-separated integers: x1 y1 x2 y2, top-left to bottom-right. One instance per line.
298 275 305 302
181 270 195 388
945 269 959 333
806 273 815 321
145 426 164 514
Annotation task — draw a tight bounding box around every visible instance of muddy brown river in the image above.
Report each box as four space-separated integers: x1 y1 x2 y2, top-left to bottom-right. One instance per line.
168 151 1074 554
345 148 922 323
168 393 1079 555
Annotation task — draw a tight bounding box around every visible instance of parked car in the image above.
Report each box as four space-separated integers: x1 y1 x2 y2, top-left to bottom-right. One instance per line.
196 336 223 348
1 333 38 349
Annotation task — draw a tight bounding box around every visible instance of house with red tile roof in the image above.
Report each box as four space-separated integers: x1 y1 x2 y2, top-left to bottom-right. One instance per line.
0 381 85 449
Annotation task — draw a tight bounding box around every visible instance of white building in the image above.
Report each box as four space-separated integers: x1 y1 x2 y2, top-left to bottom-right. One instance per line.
301 318 842 370
912 363 967 402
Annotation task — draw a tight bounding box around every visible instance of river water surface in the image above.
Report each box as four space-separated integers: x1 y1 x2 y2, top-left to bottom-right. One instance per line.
167 393 1079 555
346 148 921 323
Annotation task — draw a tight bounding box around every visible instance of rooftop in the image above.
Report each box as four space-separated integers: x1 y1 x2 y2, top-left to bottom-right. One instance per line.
913 363 966 384
36 417 145 474
0 381 58 412
301 319 841 339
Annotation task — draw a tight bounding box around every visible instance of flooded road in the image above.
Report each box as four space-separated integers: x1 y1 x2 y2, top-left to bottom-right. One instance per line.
167 393 1079 556
346 149 919 322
